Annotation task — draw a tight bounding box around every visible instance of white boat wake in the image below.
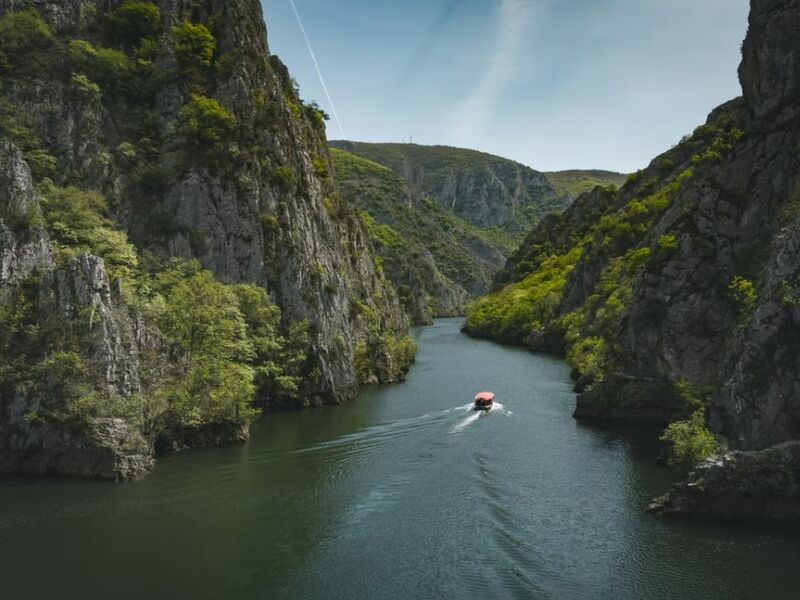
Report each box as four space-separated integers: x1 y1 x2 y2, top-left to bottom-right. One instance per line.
452 402 512 432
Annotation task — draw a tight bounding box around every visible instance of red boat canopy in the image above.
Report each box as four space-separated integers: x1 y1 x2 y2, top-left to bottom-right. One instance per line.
474 391 495 402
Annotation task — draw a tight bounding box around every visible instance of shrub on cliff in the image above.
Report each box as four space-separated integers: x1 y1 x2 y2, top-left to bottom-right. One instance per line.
0 9 53 70
729 276 758 323
68 39 131 93
38 181 140 286
108 1 162 49
170 20 216 69
660 409 720 472
179 94 236 152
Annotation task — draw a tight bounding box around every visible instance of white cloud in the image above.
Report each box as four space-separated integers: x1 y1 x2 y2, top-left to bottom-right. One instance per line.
451 0 534 145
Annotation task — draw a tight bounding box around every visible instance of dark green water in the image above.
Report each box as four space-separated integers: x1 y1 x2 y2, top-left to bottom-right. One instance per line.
1 319 799 599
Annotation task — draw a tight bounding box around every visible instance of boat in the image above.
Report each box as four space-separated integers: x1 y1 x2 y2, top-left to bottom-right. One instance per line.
473 391 495 411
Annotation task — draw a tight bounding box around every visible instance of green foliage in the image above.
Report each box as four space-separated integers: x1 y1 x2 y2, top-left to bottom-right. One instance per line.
660 409 720 471
305 101 330 129
38 180 140 285
179 94 236 151
0 98 58 179
626 170 643 185
68 39 131 92
556 247 651 386
22 149 58 180
469 95 746 414
31 352 97 425
729 275 758 321
153 270 258 427
0 8 53 70
779 280 800 307
71 73 102 98
312 154 328 178
170 20 216 69
331 147 515 309
360 212 406 250
232 284 308 402
116 141 138 161
329 141 569 245
780 185 800 224
142 260 309 417
545 170 628 200
566 336 607 386
657 234 679 252
273 165 296 191
466 245 583 342
109 1 162 48
675 379 713 412
354 333 417 384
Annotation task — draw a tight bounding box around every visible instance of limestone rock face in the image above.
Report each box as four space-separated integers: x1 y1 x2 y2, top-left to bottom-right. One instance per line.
0 141 52 285
0 0 416 479
548 0 800 448
615 0 800 449
0 415 154 481
0 138 154 479
739 0 800 118
42 254 145 398
0 0 411 407
465 0 800 520
0 253 155 480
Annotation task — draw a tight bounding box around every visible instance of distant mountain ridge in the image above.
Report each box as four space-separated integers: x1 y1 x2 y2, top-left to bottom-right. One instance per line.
329 142 573 324
329 141 564 244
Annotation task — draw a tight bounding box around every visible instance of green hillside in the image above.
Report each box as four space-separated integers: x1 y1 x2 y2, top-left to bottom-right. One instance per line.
544 170 628 203
331 147 512 323
330 141 567 246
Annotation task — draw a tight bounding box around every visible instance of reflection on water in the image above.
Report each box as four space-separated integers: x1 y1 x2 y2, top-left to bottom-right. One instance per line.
0 319 799 600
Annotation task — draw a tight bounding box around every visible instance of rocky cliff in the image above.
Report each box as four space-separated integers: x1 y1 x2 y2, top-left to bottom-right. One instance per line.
331 147 500 323
467 0 800 519
0 0 414 479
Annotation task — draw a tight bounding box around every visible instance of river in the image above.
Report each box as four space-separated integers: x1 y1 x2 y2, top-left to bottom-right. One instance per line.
0 319 798 599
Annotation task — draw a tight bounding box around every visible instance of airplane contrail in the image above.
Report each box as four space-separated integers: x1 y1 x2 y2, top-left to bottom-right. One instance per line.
288 0 345 137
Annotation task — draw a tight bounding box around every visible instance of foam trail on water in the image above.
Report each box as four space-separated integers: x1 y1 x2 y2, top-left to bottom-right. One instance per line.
444 403 475 414
491 402 513 416
293 403 474 455
453 410 482 432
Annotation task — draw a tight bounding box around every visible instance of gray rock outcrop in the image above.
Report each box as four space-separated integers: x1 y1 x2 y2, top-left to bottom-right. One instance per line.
649 442 800 520
0 141 52 285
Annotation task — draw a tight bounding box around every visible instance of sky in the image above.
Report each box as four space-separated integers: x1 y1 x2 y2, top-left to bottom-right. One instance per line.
260 0 750 173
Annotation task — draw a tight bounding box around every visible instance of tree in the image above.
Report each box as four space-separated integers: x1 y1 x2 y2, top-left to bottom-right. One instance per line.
170 20 215 68
660 409 720 472
155 271 257 427
109 1 161 48
179 94 236 151
38 181 140 286
0 9 53 53
68 39 131 92
233 285 308 403
0 8 53 70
